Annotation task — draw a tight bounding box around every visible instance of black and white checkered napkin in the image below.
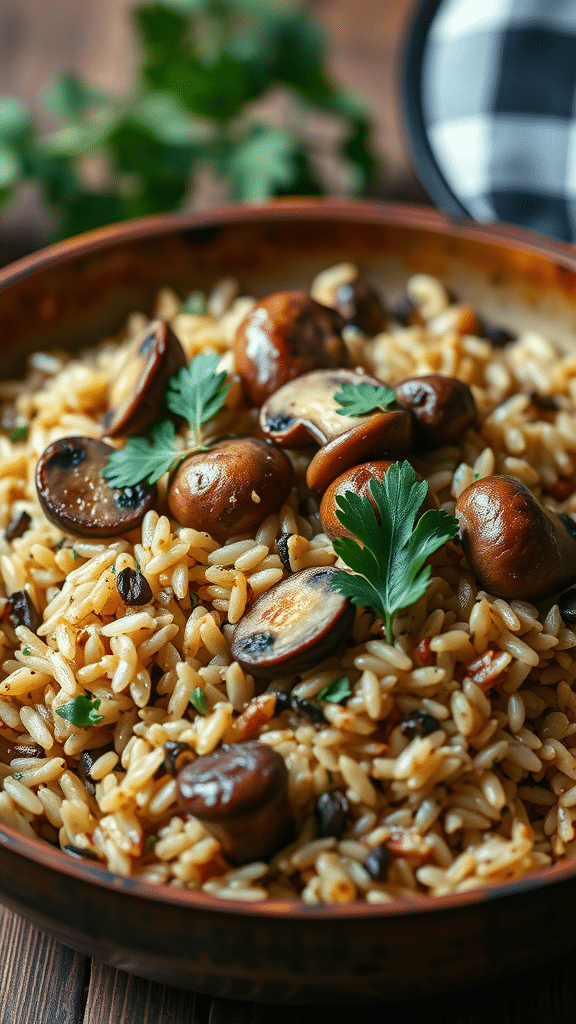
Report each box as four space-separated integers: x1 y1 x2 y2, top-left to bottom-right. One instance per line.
410 0 576 242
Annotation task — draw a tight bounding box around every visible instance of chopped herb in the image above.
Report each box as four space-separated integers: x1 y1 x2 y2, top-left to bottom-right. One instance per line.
2 424 29 443
55 694 104 727
189 590 200 609
474 472 480 480
72 548 80 559
21 647 31 656
334 381 396 417
136 562 141 572
316 676 352 703
102 352 230 488
69 596 74 603
12 771 25 780
327 769 334 785
189 687 209 715
145 834 158 852
331 460 459 644
182 290 206 315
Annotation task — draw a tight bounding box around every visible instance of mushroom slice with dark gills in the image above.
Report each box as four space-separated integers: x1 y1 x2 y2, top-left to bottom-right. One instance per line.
102 318 186 438
176 740 293 864
231 566 355 677
260 368 413 492
36 437 156 538
234 291 348 406
167 436 294 543
455 474 576 602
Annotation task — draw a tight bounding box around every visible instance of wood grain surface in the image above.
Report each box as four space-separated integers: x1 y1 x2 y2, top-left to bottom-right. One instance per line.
1 899 576 1024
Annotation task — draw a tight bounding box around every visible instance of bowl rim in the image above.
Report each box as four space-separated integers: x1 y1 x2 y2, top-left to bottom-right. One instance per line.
2 196 576 922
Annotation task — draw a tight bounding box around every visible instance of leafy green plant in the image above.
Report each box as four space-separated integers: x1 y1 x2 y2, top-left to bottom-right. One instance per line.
0 0 377 240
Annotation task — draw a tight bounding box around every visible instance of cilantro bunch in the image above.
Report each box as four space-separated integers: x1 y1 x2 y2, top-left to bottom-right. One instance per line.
103 351 230 487
0 1 377 241
331 461 459 644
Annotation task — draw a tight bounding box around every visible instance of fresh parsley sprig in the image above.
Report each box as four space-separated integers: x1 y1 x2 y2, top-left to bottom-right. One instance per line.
331 461 459 644
316 676 352 703
102 352 230 488
55 694 104 727
334 381 396 417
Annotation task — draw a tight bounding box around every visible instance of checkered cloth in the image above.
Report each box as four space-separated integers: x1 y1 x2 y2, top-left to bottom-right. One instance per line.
420 0 576 241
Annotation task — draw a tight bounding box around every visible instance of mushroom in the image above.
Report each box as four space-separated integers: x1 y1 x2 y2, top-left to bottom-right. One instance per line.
315 790 349 839
176 740 293 864
102 318 186 438
455 475 576 601
36 436 156 538
332 278 387 336
394 374 477 450
230 566 355 677
319 459 439 540
8 590 41 634
167 436 294 542
116 567 153 606
259 369 412 493
234 291 348 406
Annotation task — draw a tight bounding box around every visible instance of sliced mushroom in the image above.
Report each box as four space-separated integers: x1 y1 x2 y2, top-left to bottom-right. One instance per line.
394 374 477 450
456 475 576 601
116 567 153 606
319 459 438 540
176 740 293 864
4 510 31 541
260 368 386 447
168 436 294 543
36 436 156 538
8 590 42 634
102 318 186 437
231 566 355 677
306 411 412 493
234 291 348 406
315 790 349 839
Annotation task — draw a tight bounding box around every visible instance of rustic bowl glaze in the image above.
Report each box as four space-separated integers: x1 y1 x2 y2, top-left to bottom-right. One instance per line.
2 200 576 1004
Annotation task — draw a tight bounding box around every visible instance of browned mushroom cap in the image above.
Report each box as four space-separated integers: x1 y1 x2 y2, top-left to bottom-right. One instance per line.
234 291 348 406
456 475 576 602
167 436 294 543
333 279 387 335
394 374 477 450
36 436 156 538
176 740 293 864
231 566 355 677
306 410 412 493
319 460 439 540
260 368 386 447
102 318 186 438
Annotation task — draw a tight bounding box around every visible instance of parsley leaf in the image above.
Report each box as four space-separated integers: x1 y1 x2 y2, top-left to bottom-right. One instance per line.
102 352 230 488
2 424 29 443
102 420 187 487
331 461 459 644
182 290 206 315
55 694 104 727
166 352 230 445
189 687 208 715
316 676 351 703
334 381 396 417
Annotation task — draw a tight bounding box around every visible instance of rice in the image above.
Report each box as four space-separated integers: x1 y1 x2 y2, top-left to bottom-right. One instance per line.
2 268 576 901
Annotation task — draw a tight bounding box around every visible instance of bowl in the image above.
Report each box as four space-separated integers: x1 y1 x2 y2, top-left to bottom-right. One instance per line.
2 199 576 1004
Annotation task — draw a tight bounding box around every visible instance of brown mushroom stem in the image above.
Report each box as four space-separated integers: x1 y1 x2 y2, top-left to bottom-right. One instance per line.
456 475 576 601
394 374 477 450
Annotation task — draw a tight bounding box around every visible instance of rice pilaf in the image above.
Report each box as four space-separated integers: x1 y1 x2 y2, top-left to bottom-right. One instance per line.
0 266 576 903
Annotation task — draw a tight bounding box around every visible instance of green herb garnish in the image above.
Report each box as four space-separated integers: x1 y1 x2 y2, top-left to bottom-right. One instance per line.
182 290 206 315
21 647 31 656
2 424 29 443
12 771 25 780
331 461 459 644
55 694 104 727
334 381 396 417
189 687 209 715
145 834 158 852
316 676 352 703
102 352 230 488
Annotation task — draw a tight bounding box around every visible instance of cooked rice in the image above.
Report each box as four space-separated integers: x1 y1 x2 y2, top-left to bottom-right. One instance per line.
2 267 576 902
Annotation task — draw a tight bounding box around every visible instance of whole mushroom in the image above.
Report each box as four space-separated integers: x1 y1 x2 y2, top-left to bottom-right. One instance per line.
234 291 348 406
394 374 477 450
176 740 293 864
167 436 294 542
319 460 439 540
456 474 576 601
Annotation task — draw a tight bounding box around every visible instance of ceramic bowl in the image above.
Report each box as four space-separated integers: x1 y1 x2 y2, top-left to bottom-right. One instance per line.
1 200 576 1004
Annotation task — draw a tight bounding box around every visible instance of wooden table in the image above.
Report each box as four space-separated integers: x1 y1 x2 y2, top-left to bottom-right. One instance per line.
0 900 574 1024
